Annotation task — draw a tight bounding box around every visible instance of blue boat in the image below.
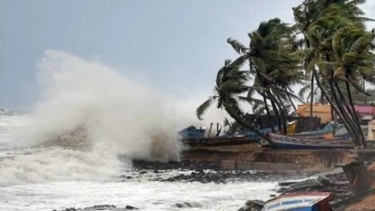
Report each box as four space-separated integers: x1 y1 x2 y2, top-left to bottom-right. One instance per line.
238 120 298 142
178 126 249 146
178 121 298 146
299 122 342 135
178 126 206 139
262 192 335 211
264 133 354 149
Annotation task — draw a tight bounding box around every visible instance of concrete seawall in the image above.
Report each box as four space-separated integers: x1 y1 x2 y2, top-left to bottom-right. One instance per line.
183 144 355 172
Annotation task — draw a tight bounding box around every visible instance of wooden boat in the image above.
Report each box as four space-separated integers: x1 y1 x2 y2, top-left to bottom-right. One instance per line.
178 121 298 147
289 124 368 140
299 122 343 135
261 133 354 149
178 125 251 146
241 120 298 141
186 134 250 146
178 126 206 139
262 192 335 211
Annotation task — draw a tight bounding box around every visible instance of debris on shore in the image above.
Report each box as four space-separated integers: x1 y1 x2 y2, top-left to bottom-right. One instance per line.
236 156 375 211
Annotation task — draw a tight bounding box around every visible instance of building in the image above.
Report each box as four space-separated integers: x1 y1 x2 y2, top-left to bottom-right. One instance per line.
297 104 332 123
297 104 375 124
354 105 375 121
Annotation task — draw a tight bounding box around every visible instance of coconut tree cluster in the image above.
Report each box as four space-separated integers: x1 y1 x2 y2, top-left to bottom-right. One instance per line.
197 0 375 148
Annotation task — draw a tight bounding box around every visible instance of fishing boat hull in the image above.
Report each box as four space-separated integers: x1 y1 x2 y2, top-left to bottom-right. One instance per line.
243 120 298 142
182 135 250 147
179 121 298 147
262 192 335 211
298 122 342 135
261 133 355 149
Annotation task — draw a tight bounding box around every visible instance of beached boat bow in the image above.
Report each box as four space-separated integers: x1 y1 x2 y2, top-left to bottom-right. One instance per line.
262 192 335 211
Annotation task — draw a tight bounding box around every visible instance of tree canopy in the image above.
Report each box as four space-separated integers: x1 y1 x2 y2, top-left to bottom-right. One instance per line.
197 0 375 148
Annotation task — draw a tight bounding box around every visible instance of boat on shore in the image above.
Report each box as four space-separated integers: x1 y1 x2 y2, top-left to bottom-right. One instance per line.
262 192 335 211
299 122 343 135
238 120 298 142
260 133 354 149
178 121 298 147
178 125 250 146
285 122 363 141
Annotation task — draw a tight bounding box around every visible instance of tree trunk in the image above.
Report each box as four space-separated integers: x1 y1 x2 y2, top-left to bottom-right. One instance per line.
285 87 297 111
346 81 366 148
332 80 361 139
332 78 363 147
329 77 335 122
263 92 274 133
325 54 360 145
310 74 314 116
330 75 362 146
263 92 271 116
223 104 280 149
313 69 361 146
363 80 367 105
271 92 288 135
268 92 282 134
254 67 281 134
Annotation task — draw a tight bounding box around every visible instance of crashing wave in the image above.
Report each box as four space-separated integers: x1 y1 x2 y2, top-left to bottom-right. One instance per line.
36 125 91 150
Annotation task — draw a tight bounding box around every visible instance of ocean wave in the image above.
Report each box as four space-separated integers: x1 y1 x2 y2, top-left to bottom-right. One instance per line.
0 50 194 186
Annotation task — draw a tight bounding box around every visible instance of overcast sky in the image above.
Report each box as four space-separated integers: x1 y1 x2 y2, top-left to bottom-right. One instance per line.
0 0 374 111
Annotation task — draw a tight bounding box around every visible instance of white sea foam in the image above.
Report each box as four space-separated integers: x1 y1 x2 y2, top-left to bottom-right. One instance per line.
10 50 188 161
0 50 229 188
0 51 279 210
0 50 199 186
0 181 276 211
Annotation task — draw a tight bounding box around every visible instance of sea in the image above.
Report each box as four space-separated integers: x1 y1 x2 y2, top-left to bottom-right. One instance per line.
0 51 282 211
0 113 280 211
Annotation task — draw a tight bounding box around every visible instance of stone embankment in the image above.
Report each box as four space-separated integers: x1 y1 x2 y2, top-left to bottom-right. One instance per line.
183 144 356 172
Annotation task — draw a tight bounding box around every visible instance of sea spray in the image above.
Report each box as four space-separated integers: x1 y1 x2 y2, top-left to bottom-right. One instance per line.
11 50 187 162
0 50 200 186
0 50 230 186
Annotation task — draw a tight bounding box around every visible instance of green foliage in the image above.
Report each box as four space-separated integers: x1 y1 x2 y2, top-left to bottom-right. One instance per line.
197 0 375 147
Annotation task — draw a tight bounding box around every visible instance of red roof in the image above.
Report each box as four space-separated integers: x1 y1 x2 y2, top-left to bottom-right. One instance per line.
354 106 375 114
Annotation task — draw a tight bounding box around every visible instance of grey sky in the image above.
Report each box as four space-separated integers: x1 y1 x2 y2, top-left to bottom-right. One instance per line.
1 0 374 111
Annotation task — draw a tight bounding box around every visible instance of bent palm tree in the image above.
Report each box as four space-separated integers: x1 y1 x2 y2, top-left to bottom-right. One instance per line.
196 60 279 148
227 18 305 134
293 0 375 147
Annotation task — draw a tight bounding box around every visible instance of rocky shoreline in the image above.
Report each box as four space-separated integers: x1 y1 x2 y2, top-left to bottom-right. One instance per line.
132 159 221 171
53 159 365 211
126 160 316 183
54 202 203 211
54 205 140 211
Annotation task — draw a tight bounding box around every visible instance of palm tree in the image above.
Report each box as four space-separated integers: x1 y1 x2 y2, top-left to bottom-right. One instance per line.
293 0 375 148
196 60 279 148
227 18 305 134
330 22 375 147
